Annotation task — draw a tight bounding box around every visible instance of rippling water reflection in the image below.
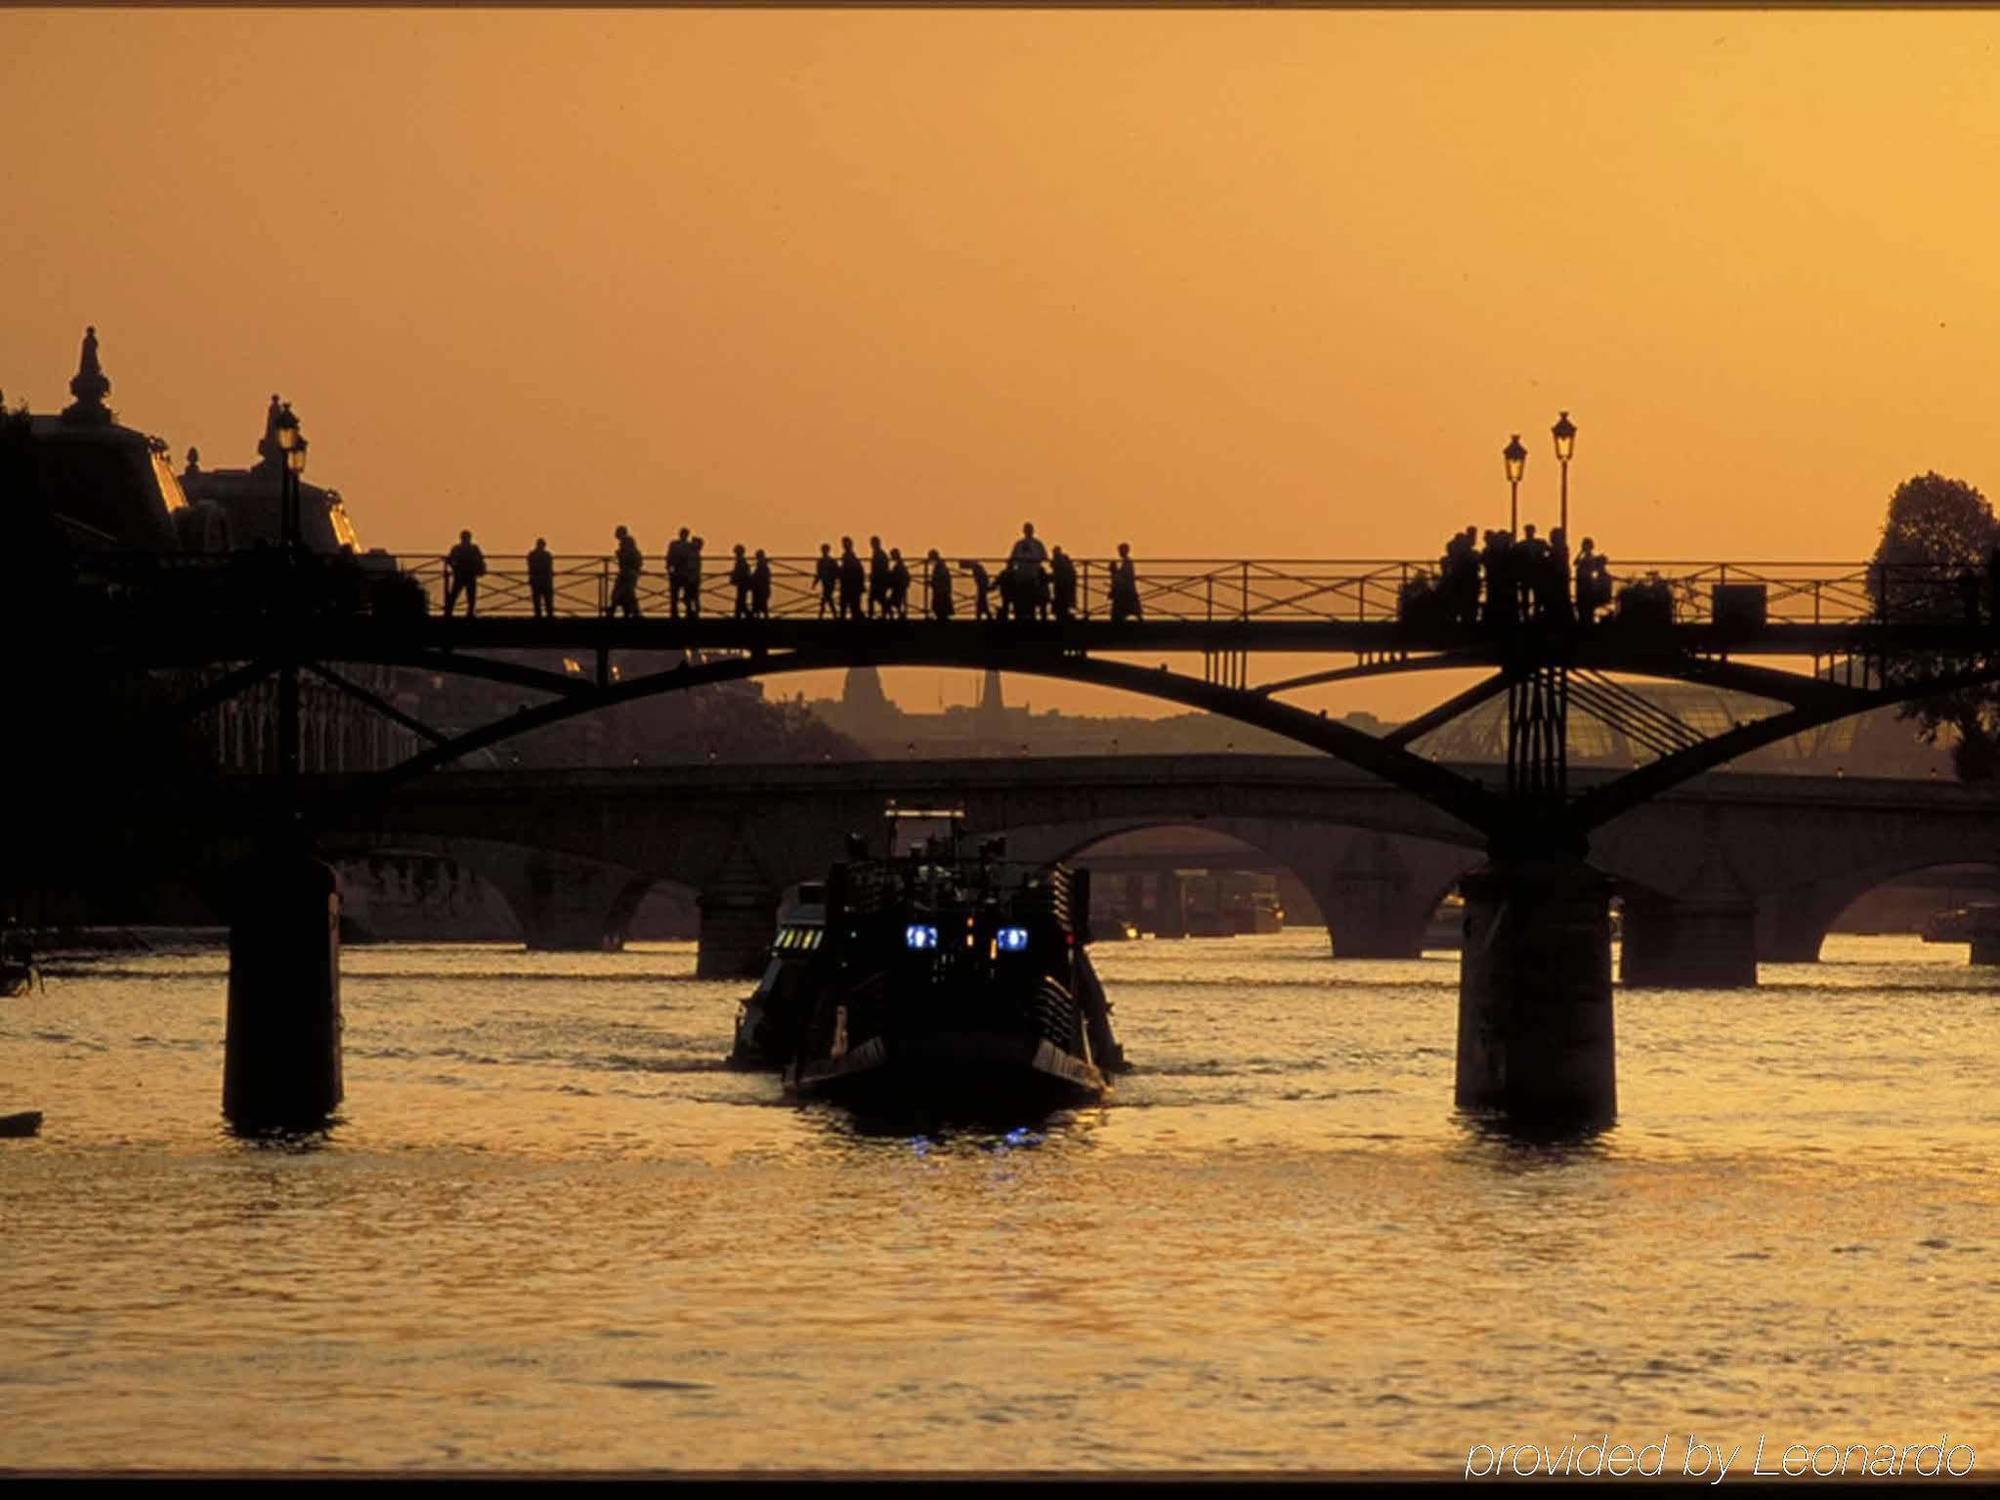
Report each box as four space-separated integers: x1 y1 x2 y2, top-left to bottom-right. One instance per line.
3 932 1996 1470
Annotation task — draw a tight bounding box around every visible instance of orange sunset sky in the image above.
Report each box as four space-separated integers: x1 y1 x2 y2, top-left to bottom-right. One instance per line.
6 9 1999 718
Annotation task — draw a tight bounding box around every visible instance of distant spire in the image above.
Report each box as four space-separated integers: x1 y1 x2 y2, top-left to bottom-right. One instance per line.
978 669 1005 718
842 666 891 714
60 324 112 425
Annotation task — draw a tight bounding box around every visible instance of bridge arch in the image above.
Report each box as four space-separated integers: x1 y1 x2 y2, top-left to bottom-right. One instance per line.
1004 813 1478 959
1760 857 2000 967
318 830 677 953
335 647 1505 838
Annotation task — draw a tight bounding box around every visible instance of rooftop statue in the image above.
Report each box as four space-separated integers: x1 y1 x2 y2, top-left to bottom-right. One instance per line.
255 393 285 467
60 324 113 425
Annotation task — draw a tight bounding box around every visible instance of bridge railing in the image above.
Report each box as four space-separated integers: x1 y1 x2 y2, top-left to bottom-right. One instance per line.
399 554 1963 628
59 549 1987 632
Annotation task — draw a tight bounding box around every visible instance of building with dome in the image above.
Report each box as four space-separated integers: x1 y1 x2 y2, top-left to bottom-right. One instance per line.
179 393 360 553
4 326 189 553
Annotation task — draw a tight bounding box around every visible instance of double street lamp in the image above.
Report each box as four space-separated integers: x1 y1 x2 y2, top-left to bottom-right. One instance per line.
1499 412 1578 539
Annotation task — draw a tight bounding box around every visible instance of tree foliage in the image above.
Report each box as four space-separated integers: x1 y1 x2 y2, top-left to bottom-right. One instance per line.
1870 472 2000 780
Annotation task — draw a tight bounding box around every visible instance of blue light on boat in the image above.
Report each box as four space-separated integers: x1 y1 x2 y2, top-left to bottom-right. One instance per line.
996 926 1029 952
905 923 939 950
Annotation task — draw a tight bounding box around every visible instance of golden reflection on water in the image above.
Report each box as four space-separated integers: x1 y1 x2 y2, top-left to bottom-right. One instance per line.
2 933 1996 1470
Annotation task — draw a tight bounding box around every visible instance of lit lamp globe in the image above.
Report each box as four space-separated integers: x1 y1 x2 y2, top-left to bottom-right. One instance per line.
1551 410 1577 464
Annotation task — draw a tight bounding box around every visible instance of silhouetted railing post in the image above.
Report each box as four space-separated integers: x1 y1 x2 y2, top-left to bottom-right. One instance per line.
1240 561 1249 621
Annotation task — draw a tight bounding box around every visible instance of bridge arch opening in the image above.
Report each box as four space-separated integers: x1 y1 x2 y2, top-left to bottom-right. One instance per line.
1039 819 1475 960
1049 824 1300 943
1822 861 2000 962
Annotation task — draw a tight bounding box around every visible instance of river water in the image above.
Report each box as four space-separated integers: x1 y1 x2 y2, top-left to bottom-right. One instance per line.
3 931 1995 1473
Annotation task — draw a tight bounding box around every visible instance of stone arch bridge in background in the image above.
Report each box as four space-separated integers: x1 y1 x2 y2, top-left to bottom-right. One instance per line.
305 755 2000 985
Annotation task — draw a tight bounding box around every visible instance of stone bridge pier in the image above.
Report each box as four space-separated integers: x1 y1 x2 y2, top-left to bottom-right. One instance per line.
1617 891 1759 988
1599 814 1760 989
696 845 782 979
1757 897 1836 963
1255 826 1477 959
484 849 653 953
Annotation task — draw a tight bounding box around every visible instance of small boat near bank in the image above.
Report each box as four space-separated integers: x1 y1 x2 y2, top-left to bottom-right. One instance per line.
731 806 1126 1121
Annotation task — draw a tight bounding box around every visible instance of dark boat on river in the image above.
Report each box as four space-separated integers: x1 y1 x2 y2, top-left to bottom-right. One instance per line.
731 807 1125 1121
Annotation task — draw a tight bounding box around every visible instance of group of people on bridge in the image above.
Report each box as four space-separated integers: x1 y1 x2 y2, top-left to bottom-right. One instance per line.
441 523 1145 624
800 524 1144 626
440 517 1630 634
1421 524 1614 630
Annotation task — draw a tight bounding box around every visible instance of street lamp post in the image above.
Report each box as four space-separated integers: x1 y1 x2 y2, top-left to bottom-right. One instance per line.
273 402 303 548
270 404 307 791
1502 434 1528 536
1551 410 1577 539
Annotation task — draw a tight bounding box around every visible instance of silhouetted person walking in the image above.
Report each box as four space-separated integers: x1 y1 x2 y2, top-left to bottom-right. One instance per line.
815 542 838 618
1109 543 1142 623
1546 526 1575 626
527 536 556 619
445 529 486 618
888 547 911 619
666 527 692 618
1480 531 1516 631
751 549 772 617
1050 546 1077 621
927 549 954 620
838 536 865 621
1517 524 1550 621
1444 526 1479 627
730 543 753 618
608 525 643 619
868 536 891 619
1575 537 1606 627
686 537 705 617
961 559 992 620
1008 522 1048 622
